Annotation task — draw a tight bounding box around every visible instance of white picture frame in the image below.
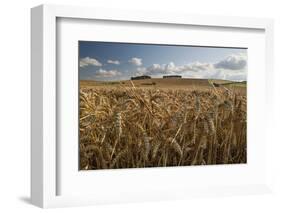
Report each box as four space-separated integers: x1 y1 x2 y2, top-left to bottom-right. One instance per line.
31 4 274 208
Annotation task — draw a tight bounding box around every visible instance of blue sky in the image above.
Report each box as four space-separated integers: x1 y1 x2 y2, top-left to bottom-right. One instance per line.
79 41 247 81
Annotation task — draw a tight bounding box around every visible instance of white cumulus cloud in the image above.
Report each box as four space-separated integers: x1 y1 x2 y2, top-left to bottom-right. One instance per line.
136 61 213 76
129 57 142 66
134 53 247 81
80 57 102 67
95 69 121 77
214 54 247 70
183 61 214 72
107 60 120 65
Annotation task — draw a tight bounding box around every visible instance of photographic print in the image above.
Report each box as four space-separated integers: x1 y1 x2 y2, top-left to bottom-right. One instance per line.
79 41 247 170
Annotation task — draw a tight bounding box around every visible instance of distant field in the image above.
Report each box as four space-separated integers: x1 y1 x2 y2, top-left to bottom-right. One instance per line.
80 78 246 94
208 79 247 87
80 78 210 88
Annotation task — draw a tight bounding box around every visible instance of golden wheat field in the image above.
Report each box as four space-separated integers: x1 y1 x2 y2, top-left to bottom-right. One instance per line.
79 80 247 170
